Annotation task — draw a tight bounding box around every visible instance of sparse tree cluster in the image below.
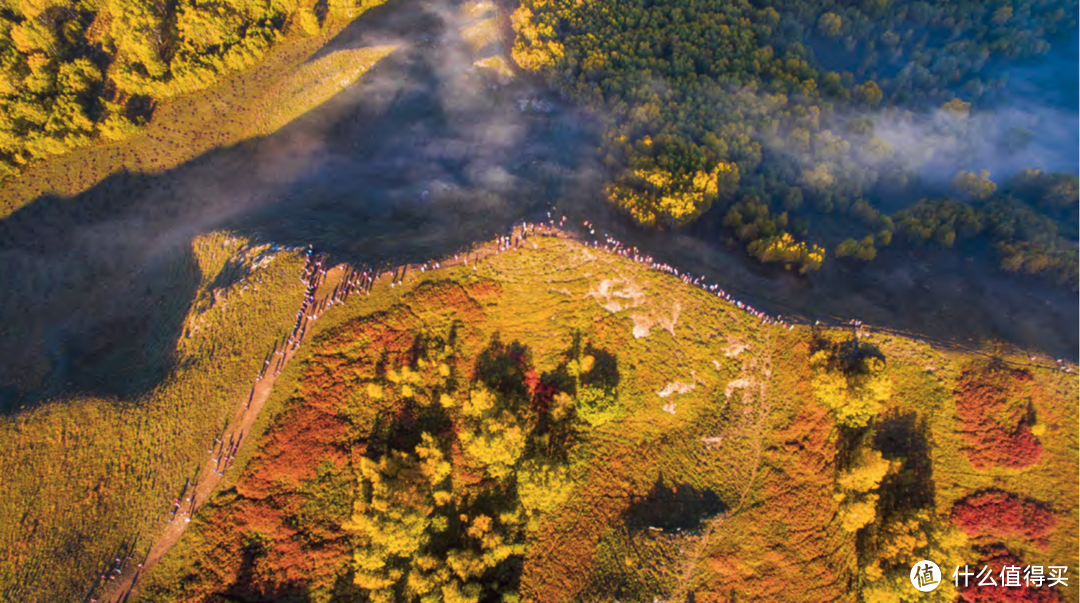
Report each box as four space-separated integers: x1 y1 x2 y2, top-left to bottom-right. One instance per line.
809 337 892 428
893 171 1079 287
345 331 619 602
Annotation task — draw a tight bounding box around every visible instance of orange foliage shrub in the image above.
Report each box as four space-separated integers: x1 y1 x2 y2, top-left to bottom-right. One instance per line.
956 547 1062 603
951 490 1057 549
954 365 1042 469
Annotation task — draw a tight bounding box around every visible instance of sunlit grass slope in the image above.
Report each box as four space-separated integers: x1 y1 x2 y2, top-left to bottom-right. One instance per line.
142 236 1077 603
1 23 395 219
0 233 306 602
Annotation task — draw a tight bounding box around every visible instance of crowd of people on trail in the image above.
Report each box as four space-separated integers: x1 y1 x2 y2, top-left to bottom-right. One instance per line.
370 214 799 331
557 218 1073 373
357 212 800 331
216 248 386 493
167 477 200 525
254 247 381 383
97 206 1072 602
93 554 140 591
209 433 243 478
151 247 360 557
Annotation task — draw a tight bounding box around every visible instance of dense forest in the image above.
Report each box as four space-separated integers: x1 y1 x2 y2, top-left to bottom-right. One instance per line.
0 0 369 179
512 0 1079 284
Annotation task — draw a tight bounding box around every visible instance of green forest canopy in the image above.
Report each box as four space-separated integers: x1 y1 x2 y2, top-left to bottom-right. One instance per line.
512 0 1079 283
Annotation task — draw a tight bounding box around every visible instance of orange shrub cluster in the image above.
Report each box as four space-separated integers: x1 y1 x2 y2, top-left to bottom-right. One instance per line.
951 490 1057 549
954 365 1042 469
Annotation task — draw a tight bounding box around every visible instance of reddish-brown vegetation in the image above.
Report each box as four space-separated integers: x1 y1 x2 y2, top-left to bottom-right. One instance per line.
957 547 1062 603
695 332 852 601
954 364 1042 469
136 244 1077 603
951 490 1057 549
152 281 508 599
404 278 499 325
169 388 357 599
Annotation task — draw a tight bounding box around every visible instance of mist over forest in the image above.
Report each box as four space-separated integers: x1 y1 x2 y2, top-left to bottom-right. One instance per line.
796 29 1080 195
0 0 1077 414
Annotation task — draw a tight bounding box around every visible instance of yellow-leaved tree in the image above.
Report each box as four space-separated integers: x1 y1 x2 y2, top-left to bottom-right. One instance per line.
860 510 970 602
343 333 584 602
459 387 528 479
606 161 739 228
510 5 564 71
747 232 826 273
810 339 892 428
834 448 897 532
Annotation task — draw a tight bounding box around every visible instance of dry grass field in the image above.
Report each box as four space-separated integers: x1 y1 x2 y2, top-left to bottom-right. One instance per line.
140 236 1078 603
0 233 308 602
0 18 394 221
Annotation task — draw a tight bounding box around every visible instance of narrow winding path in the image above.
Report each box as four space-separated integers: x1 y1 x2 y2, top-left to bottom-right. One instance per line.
102 225 551 602
102 258 348 603
668 331 775 602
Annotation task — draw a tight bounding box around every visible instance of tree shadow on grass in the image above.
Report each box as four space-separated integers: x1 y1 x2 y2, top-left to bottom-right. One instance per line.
624 475 727 532
873 410 935 514
474 333 532 400
583 476 725 602
548 330 620 392
223 532 314 603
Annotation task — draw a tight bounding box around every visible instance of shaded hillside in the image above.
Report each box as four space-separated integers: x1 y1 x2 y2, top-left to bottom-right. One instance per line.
0 233 308 603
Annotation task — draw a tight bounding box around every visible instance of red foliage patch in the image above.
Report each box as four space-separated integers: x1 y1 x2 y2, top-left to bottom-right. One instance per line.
202 484 354 600
180 385 356 599
956 547 1062 603
403 279 501 325
525 368 541 397
954 364 1042 469
951 490 1057 549
235 379 350 500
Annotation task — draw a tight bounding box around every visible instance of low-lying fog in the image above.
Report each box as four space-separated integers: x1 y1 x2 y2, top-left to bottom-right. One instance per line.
0 0 1075 410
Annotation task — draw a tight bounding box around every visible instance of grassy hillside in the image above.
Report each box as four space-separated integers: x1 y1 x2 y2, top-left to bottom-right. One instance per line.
0 16 398 598
141 235 1078 603
0 233 307 602
0 0 396 182
1 17 395 219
